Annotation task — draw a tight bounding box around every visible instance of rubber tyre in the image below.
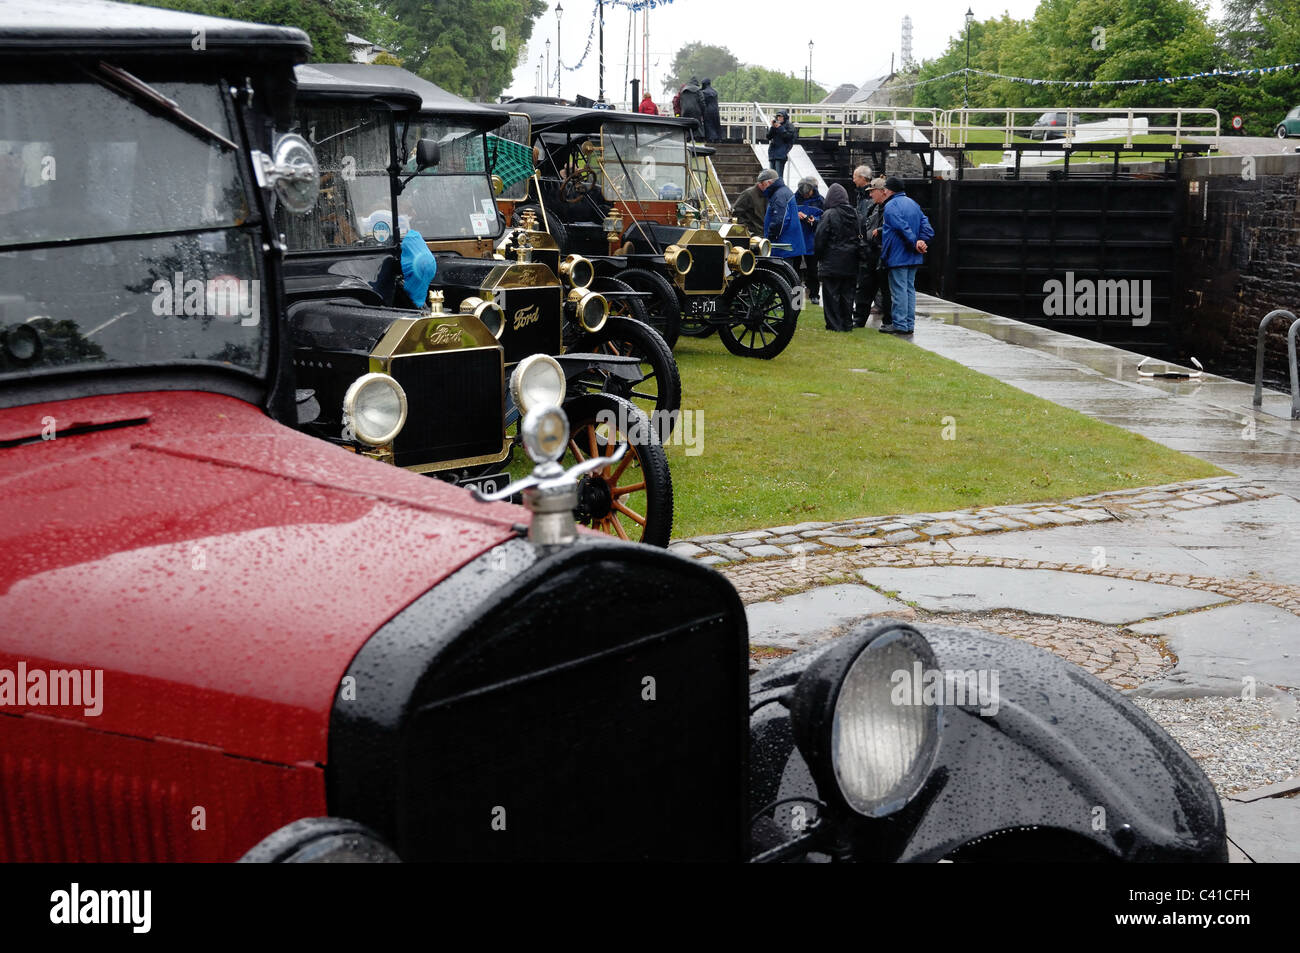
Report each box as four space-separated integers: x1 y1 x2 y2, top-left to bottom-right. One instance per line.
512 204 567 250
614 267 681 350
759 258 804 312
558 393 674 546
572 312 682 438
717 269 797 360
1276 125 1290 140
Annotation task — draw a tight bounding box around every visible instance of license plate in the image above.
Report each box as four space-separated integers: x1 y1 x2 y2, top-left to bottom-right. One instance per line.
459 471 510 496
685 296 719 317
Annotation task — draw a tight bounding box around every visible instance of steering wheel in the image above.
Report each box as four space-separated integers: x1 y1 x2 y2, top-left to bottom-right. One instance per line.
561 166 599 203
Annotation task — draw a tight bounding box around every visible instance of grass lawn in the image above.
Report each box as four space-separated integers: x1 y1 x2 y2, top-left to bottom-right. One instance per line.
662 305 1223 538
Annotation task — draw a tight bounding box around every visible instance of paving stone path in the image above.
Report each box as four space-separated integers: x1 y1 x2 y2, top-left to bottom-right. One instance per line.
671 476 1277 567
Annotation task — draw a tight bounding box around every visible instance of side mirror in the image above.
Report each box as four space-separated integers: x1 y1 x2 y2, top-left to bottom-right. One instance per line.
416 139 441 170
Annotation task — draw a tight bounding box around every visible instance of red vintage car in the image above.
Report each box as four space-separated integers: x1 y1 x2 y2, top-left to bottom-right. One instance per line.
0 0 1227 865
0 0 747 862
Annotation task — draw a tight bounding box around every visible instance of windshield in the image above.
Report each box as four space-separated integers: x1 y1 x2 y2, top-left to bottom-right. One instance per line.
601 126 690 203
399 119 502 240
0 79 268 383
281 105 398 250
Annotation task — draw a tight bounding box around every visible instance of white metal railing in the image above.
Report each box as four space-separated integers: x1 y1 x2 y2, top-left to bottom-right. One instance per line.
936 108 1220 151
716 102 942 146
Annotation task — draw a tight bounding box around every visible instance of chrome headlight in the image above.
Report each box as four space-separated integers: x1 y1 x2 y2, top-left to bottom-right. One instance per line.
567 289 608 333
342 372 408 446
559 254 595 289
727 246 756 275
750 236 772 257
663 244 692 276
510 353 566 415
520 404 570 464
459 296 505 338
791 622 941 818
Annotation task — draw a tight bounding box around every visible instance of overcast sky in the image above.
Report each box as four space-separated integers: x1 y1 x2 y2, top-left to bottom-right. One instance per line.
504 0 1226 103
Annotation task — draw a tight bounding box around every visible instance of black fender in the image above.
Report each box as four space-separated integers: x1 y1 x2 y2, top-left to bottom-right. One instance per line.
748 620 1227 862
752 256 802 292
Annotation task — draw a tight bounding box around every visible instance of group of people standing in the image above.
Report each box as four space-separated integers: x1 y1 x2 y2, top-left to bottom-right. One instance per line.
732 164 933 339
659 76 724 141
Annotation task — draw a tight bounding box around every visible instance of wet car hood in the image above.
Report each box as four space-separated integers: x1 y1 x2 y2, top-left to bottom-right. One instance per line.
0 391 522 766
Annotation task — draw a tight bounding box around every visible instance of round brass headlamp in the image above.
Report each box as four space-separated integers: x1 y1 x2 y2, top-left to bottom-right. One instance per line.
559 254 595 289
490 174 505 196
459 296 505 338
728 246 757 275
663 244 693 276
567 288 609 333
750 236 772 257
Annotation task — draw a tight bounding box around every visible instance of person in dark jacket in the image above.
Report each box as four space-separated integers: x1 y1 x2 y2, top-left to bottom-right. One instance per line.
765 110 796 180
794 177 823 305
757 169 804 262
813 183 858 332
700 78 722 141
679 77 703 137
731 183 767 236
852 166 890 327
877 175 934 338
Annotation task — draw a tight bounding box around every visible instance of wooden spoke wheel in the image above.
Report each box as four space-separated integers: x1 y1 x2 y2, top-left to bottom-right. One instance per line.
558 394 673 546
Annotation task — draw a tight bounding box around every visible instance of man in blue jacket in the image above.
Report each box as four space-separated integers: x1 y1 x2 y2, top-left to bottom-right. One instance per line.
876 175 933 338
757 169 805 263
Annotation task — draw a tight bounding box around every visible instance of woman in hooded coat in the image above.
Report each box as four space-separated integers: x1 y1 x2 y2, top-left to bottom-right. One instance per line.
813 183 860 332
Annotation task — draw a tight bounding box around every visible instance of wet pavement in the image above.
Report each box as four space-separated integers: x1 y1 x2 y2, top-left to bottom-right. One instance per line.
680 295 1300 862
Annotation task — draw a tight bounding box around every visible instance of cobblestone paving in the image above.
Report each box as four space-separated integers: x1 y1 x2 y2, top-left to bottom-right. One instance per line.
748 608 1174 690
725 546 1300 616
909 609 1174 690
671 477 1276 566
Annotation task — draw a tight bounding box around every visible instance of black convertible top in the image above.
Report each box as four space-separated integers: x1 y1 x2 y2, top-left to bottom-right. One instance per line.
296 63 509 128
0 0 310 58
505 100 697 137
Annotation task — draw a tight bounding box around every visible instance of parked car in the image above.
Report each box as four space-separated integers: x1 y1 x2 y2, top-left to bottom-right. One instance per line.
280 63 676 545
1275 105 1300 138
500 101 805 359
1028 111 1070 140
1 0 1229 864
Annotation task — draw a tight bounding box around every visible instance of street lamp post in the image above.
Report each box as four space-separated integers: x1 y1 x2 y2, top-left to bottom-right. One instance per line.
556 3 563 99
545 38 550 93
964 7 973 109
808 40 814 103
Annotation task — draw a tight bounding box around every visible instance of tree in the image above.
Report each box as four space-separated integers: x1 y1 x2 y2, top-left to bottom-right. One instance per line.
124 0 366 62
663 43 741 93
713 66 825 104
385 0 547 100
127 0 549 101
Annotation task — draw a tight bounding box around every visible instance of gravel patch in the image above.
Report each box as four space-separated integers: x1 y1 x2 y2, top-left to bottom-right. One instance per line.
1131 693 1300 795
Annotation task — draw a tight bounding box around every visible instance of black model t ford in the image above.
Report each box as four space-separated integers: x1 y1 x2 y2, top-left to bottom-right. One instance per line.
280 63 674 545
1 0 1226 864
499 101 806 359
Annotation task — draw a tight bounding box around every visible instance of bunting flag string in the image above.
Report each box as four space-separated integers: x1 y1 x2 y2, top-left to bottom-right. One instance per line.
557 1 600 79
885 60 1300 92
